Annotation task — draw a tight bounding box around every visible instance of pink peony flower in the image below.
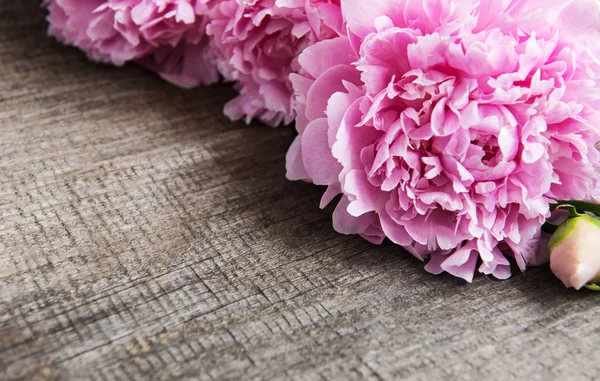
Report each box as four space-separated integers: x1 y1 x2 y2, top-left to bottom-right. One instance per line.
205 0 343 126
286 0 600 281
44 0 218 87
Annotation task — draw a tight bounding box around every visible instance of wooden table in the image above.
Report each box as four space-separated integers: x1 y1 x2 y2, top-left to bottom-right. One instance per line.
2 2 599 380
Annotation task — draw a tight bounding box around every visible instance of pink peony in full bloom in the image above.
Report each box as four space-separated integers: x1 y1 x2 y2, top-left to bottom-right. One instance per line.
205 0 343 126
44 0 218 87
286 0 600 281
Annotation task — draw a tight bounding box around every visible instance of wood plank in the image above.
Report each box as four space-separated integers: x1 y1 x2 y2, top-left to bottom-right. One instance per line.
1 1 599 380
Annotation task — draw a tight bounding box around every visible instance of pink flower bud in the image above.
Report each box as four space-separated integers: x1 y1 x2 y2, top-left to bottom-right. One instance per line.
549 214 600 290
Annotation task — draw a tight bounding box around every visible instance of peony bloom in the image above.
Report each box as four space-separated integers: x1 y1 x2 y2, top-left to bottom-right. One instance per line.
205 0 343 126
550 213 600 289
44 0 218 87
286 0 600 281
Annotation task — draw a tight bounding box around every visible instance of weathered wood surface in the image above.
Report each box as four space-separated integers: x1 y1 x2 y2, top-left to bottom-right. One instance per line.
1 2 599 380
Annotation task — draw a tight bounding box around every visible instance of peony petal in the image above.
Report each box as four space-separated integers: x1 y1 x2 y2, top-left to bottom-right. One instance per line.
342 0 404 38
285 136 310 181
302 118 343 186
441 243 479 283
298 37 358 79
305 64 361 121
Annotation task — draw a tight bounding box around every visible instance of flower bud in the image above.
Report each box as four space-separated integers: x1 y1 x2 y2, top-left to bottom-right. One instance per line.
549 214 600 290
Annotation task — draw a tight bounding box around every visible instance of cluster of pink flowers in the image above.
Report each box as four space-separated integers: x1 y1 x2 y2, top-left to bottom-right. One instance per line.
45 0 600 282
45 0 219 87
44 0 342 124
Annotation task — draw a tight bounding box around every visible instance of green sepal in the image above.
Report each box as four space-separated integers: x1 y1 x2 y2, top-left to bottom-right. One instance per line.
548 214 600 252
584 283 600 291
548 215 580 251
580 214 600 229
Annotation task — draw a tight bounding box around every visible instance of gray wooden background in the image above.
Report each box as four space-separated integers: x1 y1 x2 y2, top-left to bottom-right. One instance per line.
2 2 599 380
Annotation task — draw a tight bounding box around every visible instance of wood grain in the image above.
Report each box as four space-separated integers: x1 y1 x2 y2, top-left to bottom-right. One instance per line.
1 2 599 380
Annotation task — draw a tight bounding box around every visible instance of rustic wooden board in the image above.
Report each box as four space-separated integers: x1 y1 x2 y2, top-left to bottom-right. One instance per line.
1 2 599 380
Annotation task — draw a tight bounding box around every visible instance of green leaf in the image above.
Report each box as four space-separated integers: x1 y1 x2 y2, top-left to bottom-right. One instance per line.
584 283 600 291
551 200 600 216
